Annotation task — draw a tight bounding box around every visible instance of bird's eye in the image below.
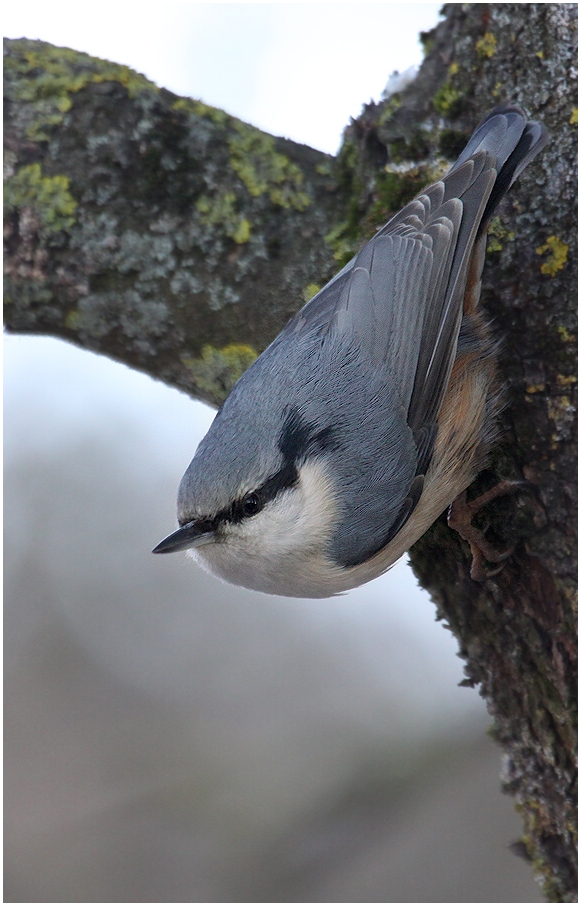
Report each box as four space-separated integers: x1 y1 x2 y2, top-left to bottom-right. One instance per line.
242 492 262 517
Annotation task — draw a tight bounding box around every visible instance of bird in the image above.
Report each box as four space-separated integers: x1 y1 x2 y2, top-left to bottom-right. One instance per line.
153 104 548 598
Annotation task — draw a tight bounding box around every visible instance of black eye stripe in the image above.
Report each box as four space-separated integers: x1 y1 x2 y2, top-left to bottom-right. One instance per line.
259 459 298 502
186 408 334 531
194 461 299 529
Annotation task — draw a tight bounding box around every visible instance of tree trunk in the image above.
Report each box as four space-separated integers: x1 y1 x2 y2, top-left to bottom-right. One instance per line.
4 4 577 900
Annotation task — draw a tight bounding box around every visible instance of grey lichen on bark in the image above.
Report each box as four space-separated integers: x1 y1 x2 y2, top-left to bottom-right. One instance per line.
4 37 343 406
3 3 577 901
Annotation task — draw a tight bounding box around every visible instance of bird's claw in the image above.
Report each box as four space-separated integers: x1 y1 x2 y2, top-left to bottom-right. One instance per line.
448 480 536 582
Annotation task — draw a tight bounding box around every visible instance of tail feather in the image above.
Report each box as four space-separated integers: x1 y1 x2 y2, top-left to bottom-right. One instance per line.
450 104 549 231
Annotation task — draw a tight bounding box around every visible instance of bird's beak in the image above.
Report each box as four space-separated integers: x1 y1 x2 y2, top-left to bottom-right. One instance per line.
152 520 214 554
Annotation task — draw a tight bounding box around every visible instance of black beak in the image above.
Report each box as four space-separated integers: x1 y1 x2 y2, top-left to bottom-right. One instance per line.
152 520 212 554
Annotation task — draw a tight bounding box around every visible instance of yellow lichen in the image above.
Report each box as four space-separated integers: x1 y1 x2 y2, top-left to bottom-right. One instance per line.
315 161 333 177
475 32 497 58
4 162 77 232
172 97 229 126
181 344 258 399
486 215 515 253
325 221 359 264
228 122 310 211
378 94 401 126
570 107 578 126
448 62 459 76
302 283 320 303
5 39 158 141
195 192 250 244
536 236 569 276
433 82 462 115
549 396 573 422
232 218 251 244
64 309 82 330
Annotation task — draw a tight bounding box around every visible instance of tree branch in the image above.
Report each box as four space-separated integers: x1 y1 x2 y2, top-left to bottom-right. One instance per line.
4 38 344 406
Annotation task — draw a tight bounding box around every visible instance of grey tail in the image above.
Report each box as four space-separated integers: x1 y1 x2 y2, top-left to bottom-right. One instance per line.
450 103 549 232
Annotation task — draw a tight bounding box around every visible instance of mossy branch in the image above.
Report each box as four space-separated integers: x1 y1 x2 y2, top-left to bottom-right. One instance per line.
4 36 343 406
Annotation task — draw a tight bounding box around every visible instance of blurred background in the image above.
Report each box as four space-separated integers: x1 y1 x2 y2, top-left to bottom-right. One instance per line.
4 3 543 901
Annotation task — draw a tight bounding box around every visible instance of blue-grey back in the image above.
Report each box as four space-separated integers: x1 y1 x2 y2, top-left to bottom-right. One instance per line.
180 326 418 567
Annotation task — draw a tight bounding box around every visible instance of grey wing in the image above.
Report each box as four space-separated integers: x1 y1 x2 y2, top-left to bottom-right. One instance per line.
260 106 546 558
279 151 497 480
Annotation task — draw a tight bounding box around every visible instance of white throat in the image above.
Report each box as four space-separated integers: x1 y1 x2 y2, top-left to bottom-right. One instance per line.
190 459 347 598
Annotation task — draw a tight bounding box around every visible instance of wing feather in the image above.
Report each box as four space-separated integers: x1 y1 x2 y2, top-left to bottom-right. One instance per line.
277 154 497 480
266 107 544 555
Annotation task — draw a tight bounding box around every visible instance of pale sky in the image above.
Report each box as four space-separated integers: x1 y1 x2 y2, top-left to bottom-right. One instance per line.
4 1 442 153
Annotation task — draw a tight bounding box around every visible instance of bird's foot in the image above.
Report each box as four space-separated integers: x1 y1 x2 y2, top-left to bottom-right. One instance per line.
448 480 538 582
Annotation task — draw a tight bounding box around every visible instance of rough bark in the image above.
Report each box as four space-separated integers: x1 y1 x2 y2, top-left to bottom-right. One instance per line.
4 38 342 406
4 4 577 901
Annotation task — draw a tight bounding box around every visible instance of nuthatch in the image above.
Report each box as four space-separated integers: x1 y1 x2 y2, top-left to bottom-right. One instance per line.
154 104 547 598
